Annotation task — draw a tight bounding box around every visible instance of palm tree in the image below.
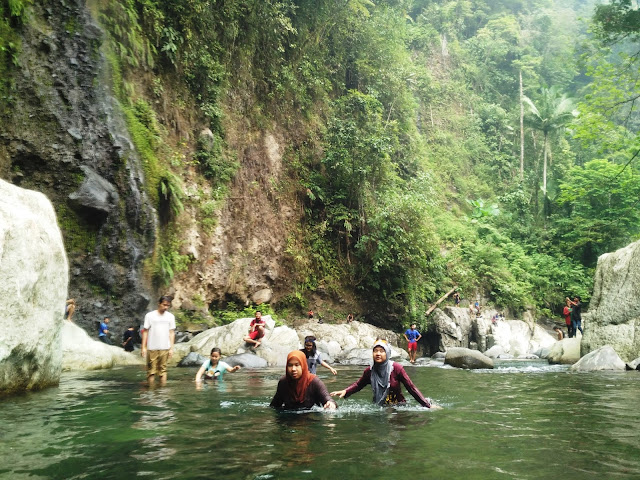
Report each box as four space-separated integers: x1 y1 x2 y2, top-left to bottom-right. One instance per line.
523 86 577 211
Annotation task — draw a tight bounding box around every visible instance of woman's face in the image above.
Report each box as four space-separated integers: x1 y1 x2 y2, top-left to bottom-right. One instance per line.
210 352 221 364
287 358 303 380
304 342 314 352
373 346 387 363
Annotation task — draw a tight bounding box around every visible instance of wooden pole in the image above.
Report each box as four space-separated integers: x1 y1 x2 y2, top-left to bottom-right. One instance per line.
425 286 458 317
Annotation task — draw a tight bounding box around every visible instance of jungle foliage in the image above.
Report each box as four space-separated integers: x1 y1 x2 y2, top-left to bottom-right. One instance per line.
6 0 637 324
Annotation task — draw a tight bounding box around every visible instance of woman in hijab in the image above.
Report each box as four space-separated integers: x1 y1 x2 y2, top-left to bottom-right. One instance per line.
330 339 433 408
270 350 337 410
301 336 338 375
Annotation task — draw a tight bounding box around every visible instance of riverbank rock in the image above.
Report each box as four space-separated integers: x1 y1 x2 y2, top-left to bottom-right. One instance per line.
547 338 581 365
185 316 298 366
581 240 640 362
570 345 626 372
0 181 68 393
178 352 206 367
424 308 556 358
444 347 494 369
225 353 268 368
61 322 143 371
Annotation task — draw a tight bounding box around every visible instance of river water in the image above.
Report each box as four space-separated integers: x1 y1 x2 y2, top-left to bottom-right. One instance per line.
1 360 639 480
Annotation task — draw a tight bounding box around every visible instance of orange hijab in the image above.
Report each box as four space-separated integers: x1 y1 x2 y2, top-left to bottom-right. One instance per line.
286 350 315 403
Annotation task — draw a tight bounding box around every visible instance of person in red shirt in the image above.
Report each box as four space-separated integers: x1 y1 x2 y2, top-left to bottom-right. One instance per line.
243 311 266 348
563 297 573 338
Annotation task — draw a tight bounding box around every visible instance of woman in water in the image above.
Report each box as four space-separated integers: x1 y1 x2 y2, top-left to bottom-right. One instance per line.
195 347 241 382
270 350 337 410
330 339 434 408
301 336 337 375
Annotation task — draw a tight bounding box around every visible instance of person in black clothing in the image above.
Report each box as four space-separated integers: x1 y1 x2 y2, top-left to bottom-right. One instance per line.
570 296 584 337
122 326 136 352
270 350 337 410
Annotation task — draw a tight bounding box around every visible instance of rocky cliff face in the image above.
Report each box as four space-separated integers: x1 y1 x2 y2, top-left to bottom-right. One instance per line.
582 240 640 361
0 180 67 393
0 0 158 339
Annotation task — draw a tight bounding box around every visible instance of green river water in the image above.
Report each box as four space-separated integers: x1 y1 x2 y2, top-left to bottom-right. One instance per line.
1 360 639 480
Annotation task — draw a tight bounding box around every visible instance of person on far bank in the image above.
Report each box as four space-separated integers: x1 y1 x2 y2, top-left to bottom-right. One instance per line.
570 296 584 337
98 317 112 345
563 297 573 338
453 291 461 306
64 299 76 322
141 296 176 385
301 336 337 375
122 325 136 352
403 323 421 364
195 347 241 382
553 326 564 340
243 310 266 348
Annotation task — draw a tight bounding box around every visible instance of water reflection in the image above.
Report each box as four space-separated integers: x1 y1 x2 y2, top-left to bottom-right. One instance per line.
1 364 640 479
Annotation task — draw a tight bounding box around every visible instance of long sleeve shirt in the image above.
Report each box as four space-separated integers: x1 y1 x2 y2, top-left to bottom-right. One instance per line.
270 376 336 410
344 362 431 408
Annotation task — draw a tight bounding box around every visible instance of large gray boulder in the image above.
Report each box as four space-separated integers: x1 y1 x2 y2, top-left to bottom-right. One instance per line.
186 316 299 367
547 338 581 364
570 345 626 372
427 308 555 358
225 353 268 368
0 181 67 393
444 347 494 369
487 320 556 357
582 240 640 361
61 322 143 370
183 318 403 367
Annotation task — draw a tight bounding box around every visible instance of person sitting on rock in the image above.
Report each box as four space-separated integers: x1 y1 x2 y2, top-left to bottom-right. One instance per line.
553 326 564 341
243 311 266 348
195 347 241 382
98 317 112 345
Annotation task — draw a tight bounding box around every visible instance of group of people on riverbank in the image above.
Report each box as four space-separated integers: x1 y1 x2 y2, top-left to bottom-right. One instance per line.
563 296 583 338
138 296 435 410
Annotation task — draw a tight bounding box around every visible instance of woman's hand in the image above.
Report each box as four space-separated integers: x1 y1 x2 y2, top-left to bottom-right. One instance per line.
329 367 337 376
324 401 337 410
330 389 346 399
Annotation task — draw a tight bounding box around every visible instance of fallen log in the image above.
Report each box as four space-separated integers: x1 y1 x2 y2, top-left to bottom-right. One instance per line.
425 286 458 317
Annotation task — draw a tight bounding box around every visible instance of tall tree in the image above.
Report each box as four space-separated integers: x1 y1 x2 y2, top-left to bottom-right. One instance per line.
523 86 577 213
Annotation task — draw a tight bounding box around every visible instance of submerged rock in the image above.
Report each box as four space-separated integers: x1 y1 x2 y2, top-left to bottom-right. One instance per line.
444 347 494 369
547 338 581 365
225 353 268 369
570 345 626 372
0 181 67 393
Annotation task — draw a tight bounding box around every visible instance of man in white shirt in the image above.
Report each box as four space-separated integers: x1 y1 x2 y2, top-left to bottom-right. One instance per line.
141 296 176 385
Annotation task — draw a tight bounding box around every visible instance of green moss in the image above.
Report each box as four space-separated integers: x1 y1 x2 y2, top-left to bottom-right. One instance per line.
55 203 98 254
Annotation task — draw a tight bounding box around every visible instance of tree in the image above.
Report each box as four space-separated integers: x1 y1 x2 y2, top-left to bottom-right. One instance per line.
523 86 577 215
555 159 640 266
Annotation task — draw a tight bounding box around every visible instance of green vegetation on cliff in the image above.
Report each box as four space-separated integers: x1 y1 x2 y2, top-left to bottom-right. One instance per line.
90 0 640 323
4 0 640 326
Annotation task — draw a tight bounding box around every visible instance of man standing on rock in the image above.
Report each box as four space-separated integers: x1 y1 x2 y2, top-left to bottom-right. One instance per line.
403 323 422 364
141 296 176 385
570 296 584 337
